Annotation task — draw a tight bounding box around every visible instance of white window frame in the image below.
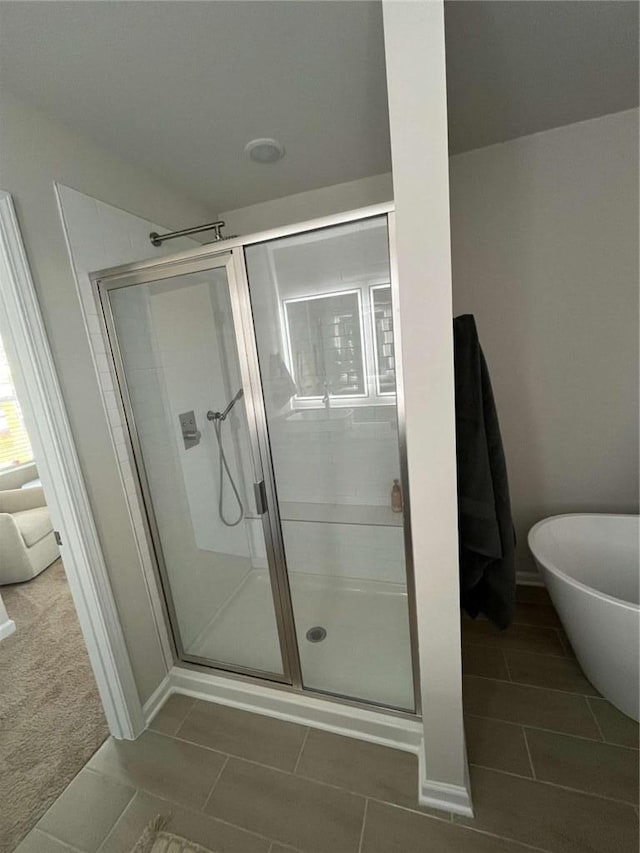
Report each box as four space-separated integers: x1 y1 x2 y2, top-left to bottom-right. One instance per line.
369 282 397 399
283 287 368 406
282 278 396 410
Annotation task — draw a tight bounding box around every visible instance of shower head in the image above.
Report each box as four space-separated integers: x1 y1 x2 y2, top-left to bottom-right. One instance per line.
224 387 244 416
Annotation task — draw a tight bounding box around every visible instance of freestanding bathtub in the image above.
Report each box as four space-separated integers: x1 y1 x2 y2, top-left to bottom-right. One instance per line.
528 514 639 722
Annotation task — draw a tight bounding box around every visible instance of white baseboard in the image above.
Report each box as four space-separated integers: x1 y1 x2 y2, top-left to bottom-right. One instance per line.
165 665 423 752
142 674 171 727
516 570 545 587
0 618 16 642
417 736 473 817
419 777 473 817
144 666 470 819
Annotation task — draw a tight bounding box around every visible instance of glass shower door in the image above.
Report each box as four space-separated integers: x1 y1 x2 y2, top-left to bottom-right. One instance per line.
244 216 416 711
99 257 289 681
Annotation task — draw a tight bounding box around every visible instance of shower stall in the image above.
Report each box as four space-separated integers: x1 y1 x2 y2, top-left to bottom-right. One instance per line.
93 204 420 715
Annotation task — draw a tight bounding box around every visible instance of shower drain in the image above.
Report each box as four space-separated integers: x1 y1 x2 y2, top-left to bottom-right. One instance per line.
305 626 327 643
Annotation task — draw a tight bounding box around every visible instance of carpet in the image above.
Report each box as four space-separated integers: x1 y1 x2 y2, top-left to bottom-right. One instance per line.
0 559 109 852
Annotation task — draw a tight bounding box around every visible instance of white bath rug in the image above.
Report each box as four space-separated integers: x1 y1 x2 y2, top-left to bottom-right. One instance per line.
129 815 215 853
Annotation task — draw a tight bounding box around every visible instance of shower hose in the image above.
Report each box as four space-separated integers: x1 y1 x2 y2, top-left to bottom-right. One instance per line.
212 417 244 527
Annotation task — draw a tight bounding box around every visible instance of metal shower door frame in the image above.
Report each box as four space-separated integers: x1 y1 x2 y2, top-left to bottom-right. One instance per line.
94 251 302 688
91 202 421 718
236 211 421 716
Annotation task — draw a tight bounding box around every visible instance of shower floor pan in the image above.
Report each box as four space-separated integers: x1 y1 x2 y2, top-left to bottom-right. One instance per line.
187 569 414 711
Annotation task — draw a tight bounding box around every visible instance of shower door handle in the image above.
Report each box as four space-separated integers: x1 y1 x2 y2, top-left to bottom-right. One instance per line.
254 480 268 515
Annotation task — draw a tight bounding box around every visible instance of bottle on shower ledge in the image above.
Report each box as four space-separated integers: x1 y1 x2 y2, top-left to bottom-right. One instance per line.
391 479 403 513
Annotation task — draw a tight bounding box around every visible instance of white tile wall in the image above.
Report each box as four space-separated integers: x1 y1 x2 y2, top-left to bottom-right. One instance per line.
58 185 408 655
268 421 402 506
56 185 249 649
243 219 408 587
282 520 405 584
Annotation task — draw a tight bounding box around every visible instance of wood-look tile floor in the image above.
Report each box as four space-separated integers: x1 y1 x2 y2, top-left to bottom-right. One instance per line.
15 587 639 853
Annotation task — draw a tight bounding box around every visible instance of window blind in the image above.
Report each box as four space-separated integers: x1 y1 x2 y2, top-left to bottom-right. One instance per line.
0 334 34 470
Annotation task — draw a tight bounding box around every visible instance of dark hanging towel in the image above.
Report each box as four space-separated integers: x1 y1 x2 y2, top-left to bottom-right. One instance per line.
453 314 515 629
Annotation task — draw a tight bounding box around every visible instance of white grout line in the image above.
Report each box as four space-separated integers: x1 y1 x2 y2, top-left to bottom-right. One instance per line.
148 695 196 737
501 649 512 682
364 797 452 824
522 728 537 779
97 783 280 852
170 696 197 738
468 762 638 808
464 711 637 747
86 711 639 853
373 798 554 853
158 711 640 813
195 812 281 848
463 639 568 659
451 823 554 853
555 628 575 658
149 730 455 824
464 671 600 699
585 696 606 742
35 829 87 853
96 790 140 853
45 728 638 853
357 798 369 853
292 727 311 774
201 755 230 813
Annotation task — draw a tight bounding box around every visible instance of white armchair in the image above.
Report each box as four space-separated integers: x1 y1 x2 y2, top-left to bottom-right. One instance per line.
0 486 60 585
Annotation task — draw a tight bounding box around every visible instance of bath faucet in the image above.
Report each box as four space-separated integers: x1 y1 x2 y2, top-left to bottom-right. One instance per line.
322 382 331 411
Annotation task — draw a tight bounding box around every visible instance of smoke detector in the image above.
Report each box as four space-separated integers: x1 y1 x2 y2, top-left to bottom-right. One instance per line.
244 138 285 164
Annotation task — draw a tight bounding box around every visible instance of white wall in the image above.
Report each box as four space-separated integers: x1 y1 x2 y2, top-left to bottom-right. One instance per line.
449 108 640 576
59 187 264 661
384 0 468 813
0 87 217 703
146 277 255 560
229 108 640 588
57 184 208 678
221 173 393 235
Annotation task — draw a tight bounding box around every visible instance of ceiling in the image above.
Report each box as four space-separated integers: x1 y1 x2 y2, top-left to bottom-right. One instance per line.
444 1 639 153
0 1 637 212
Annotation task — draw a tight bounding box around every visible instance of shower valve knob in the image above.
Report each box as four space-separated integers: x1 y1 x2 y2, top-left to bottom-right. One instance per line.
179 410 202 449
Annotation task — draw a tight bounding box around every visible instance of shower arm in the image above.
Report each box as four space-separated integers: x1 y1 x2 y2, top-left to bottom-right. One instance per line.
149 220 228 247
207 388 244 422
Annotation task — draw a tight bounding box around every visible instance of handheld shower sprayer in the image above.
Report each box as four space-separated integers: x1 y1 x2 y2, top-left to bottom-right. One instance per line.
207 389 245 527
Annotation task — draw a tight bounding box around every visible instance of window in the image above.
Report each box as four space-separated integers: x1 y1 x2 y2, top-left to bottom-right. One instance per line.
371 285 396 395
0 334 34 470
284 290 366 399
283 283 397 406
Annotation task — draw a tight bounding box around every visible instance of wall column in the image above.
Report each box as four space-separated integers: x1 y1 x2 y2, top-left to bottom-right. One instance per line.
383 0 471 814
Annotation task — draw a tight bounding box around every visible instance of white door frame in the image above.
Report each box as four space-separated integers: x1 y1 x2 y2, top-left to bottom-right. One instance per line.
0 190 145 739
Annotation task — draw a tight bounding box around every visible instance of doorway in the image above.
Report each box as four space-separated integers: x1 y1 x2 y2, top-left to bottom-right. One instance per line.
0 328 108 850
94 207 419 713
